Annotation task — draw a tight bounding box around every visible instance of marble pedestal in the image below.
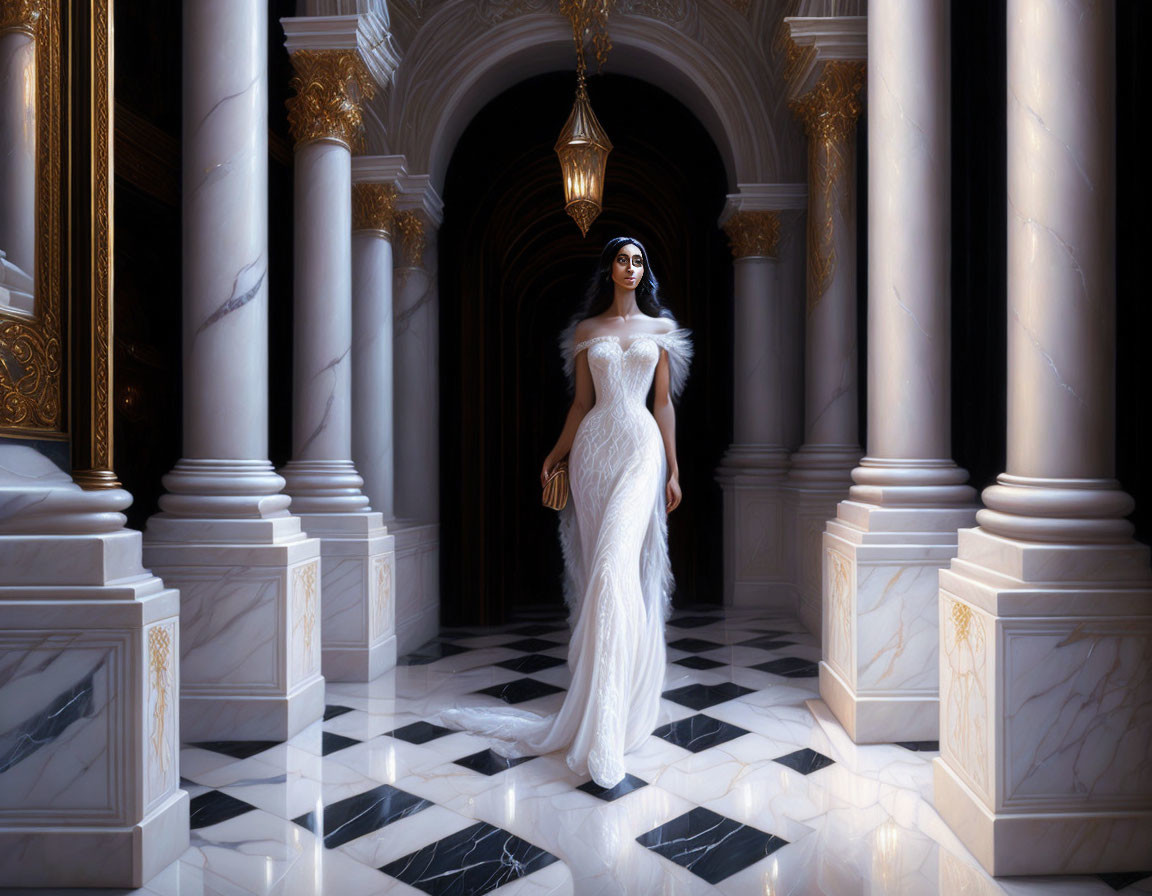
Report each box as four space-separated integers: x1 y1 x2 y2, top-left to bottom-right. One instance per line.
0 476 188 886
933 527 1152 876
821 503 977 743
144 516 324 742
717 446 794 612
392 520 440 655
294 511 395 681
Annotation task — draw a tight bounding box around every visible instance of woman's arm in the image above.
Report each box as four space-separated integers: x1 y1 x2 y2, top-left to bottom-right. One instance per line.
541 349 594 486
652 349 682 512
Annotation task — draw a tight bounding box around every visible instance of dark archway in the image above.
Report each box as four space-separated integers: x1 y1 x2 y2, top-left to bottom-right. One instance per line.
439 72 732 627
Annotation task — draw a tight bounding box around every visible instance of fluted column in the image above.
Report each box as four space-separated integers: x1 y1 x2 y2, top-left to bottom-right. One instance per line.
351 178 397 520
818 0 978 745
278 28 395 681
143 0 324 740
0 1 37 303
933 0 1152 875
780 17 867 634
717 194 805 610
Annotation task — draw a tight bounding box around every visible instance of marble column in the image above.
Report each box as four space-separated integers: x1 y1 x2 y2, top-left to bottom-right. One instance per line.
716 201 798 611
351 179 397 521
819 0 978 745
143 0 324 741
0 447 188 886
391 196 443 654
0 4 37 313
933 0 1152 875
783 52 866 635
279 45 395 681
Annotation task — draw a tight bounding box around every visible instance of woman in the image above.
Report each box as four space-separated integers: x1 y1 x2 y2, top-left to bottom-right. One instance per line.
441 236 691 788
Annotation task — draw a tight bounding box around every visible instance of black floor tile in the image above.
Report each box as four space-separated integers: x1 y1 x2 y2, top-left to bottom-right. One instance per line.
398 641 473 665
508 623 568 636
387 721 455 745
495 653 567 674
667 616 722 629
323 704 355 721
189 790 258 829
672 656 726 671
577 773 648 801
745 629 794 639
667 637 724 653
636 806 788 884
473 677 565 705
188 740 280 759
321 732 360 756
735 636 796 650
501 637 565 653
653 714 751 753
453 749 537 776
662 682 756 711
774 747 835 775
293 783 433 849
750 657 819 678
895 741 940 752
380 821 559 895
1099 872 1152 890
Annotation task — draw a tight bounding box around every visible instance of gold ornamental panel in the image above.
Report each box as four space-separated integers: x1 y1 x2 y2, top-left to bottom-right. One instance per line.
352 183 397 237
286 50 376 151
723 211 782 259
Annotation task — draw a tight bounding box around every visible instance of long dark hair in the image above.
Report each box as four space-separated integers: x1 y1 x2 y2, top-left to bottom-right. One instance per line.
574 236 675 322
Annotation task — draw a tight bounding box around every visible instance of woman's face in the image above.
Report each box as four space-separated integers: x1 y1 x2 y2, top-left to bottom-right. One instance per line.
610 243 645 293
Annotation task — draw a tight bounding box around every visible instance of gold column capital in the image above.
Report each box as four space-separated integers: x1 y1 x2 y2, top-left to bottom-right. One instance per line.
723 211 782 259
286 49 376 151
0 0 41 36
789 60 866 144
394 210 426 269
352 183 397 237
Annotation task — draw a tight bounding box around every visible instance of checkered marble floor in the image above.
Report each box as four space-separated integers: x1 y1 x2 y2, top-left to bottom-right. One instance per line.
74 607 1152 895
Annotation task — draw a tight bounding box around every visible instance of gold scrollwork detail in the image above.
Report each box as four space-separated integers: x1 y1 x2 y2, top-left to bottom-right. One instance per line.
293 561 320 660
723 211 781 259
148 625 172 770
92 0 112 473
0 322 61 427
286 50 376 150
352 183 398 237
942 596 988 792
790 61 865 315
951 601 972 647
394 211 426 269
0 0 41 34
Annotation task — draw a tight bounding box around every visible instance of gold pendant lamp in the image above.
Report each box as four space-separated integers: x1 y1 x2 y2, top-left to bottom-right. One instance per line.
556 0 613 236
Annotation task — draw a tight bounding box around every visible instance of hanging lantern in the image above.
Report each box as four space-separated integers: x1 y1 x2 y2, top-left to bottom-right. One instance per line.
555 75 613 236
557 0 613 236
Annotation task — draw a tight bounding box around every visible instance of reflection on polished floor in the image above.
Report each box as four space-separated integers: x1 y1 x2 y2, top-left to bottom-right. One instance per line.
45 607 1152 895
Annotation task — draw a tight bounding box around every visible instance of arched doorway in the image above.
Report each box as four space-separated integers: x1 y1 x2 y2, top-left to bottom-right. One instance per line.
439 72 732 626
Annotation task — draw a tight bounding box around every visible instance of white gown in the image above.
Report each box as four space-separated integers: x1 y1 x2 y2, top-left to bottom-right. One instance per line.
440 326 692 788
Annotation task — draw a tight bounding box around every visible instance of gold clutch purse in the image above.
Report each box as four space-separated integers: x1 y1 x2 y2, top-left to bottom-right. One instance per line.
542 460 569 511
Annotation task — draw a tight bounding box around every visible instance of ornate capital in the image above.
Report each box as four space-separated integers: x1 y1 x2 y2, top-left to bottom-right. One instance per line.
0 0 41 36
723 211 782 259
394 211 426 268
789 61 865 144
286 50 376 150
352 183 397 236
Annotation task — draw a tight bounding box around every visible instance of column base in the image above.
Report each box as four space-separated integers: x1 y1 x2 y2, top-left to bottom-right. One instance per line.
717 445 793 613
934 756 1152 876
0 789 189 888
391 520 440 655
295 511 395 682
143 522 324 742
821 502 978 743
935 527 1152 876
819 659 938 743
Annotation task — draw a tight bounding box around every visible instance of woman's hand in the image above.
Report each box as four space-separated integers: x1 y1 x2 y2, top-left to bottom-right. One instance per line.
541 455 559 488
666 471 682 513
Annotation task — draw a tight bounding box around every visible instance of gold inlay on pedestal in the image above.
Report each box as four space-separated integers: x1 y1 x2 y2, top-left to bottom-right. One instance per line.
286 50 376 150
352 183 398 237
723 210 782 259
